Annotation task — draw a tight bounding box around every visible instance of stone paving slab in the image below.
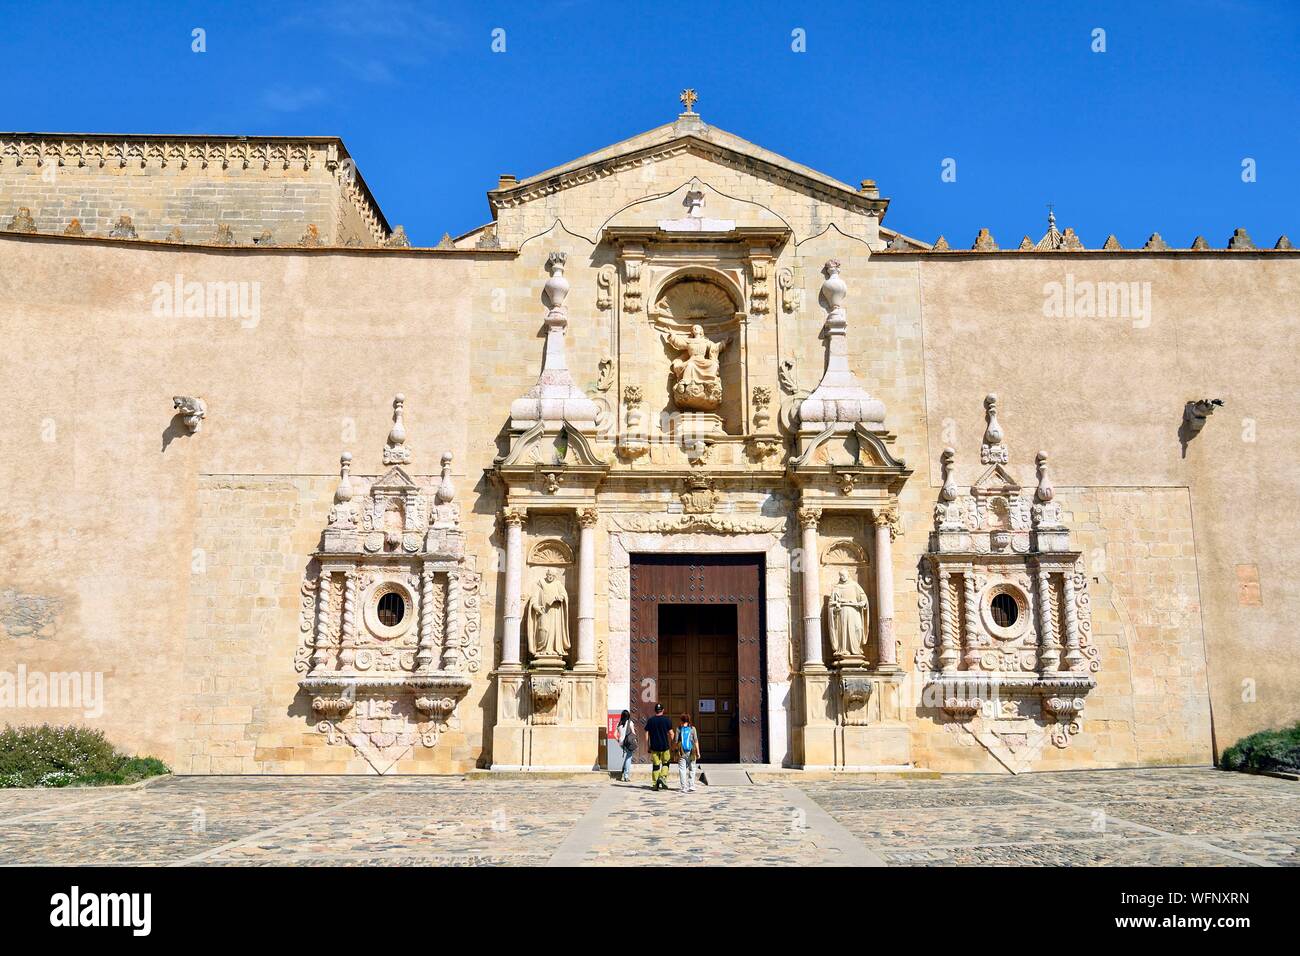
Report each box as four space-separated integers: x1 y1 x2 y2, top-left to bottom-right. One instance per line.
0 768 1293 866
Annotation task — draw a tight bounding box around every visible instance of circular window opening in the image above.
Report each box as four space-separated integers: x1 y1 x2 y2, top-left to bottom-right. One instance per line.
377 592 405 627
990 593 1018 628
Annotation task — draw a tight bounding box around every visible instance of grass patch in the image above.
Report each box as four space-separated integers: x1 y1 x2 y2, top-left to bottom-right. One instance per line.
0 724 170 788
1220 722 1300 775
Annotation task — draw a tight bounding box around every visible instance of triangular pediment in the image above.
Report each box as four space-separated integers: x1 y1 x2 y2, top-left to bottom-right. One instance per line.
972 464 1020 493
372 465 417 491
485 116 888 223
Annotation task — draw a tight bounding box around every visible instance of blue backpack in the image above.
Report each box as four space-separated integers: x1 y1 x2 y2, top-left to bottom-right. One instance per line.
679 725 695 754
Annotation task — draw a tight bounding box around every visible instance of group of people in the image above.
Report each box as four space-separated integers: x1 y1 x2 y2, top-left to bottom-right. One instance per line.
614 704 700 792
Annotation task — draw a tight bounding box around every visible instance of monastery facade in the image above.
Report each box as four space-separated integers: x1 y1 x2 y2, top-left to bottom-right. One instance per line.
1 101 1295 774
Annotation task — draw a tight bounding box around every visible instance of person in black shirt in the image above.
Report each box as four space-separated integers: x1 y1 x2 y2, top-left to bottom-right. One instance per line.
642 703 675 791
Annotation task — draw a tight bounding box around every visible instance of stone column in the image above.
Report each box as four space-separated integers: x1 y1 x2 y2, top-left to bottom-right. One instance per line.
799 508 824 669
416 565 436 671
1037 563 1060 674
937 568 960 673
873 509 898 670
441 569 462 671
339 570 357 668
501 509 525 667
575 507 598 670
1061 568 1083 670
310 568 333 674
961 566 979 669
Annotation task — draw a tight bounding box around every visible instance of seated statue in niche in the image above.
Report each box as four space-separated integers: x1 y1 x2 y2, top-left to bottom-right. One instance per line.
526 569 571 665
664 324 731 411
829 570 870 662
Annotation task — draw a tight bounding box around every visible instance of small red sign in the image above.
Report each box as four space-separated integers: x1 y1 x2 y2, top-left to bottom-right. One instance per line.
606 712 622 739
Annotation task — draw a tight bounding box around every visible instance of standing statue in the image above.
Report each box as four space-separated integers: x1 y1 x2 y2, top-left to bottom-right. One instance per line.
664 324 731 411
527 569 571 663
829 570 870 662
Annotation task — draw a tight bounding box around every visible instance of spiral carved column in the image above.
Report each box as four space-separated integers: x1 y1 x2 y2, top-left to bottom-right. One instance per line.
937 569 960 672
339 571 356 668
1062 570 1082 670
416 566 436 671
310 569 332 674
1037 565 1060 673
441 570 462 671
962 568 980 669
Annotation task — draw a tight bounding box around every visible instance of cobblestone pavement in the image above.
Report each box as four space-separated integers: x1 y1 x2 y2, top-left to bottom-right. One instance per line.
0 767 1293 866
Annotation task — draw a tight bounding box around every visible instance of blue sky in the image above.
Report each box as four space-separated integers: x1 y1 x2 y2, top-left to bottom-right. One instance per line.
2 0 1297 246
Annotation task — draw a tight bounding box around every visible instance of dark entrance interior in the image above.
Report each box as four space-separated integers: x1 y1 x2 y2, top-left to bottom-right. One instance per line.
658 604 740 763
629 554 765 763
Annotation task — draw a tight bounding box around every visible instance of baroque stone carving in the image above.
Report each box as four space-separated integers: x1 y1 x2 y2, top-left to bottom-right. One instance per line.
829 570 869 663
296 397 474 773
526 569 570 665
917 394 1099 770
529 674 563 725
664 324 731 411
838 674 873 727
679 474 719 513
611 513 786 535
172 396 206 433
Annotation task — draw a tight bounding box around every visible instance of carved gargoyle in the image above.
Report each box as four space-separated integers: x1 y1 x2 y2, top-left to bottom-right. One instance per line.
172 396 206 433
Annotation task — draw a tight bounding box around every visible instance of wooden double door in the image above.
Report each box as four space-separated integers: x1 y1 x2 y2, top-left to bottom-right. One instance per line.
629 554 765 763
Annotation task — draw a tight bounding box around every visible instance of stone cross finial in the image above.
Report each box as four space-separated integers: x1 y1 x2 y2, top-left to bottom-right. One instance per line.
680 88 698 113
383 394 411 465
980 393 1008 464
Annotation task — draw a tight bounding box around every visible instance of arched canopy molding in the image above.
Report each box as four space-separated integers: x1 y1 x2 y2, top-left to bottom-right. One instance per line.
648 267 745 333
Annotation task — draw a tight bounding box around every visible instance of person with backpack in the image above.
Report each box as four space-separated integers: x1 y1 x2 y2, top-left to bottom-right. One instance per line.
642 703 674 791
676 713 701 793
616 709 636 782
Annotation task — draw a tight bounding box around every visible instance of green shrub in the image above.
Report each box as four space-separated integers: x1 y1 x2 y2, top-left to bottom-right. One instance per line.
1220 722 1300 774
0 724 170 788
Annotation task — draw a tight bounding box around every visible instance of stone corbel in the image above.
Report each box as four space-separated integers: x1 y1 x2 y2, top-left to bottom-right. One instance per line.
621 243 645 314
942 697 981 722
838 674 874 727
1043 694 1086 748
529 673 564 725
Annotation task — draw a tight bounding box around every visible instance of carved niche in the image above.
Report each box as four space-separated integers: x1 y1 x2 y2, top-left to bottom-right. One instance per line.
295 398 478 774
916 395 1099 772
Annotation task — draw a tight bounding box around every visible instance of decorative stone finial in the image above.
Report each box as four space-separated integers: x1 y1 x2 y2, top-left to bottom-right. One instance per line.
328 452 356 529
1143 233 1168 251
1190 235 1209 250
108 214 137 239
213 223 236 246
980 393 1008 464
507 254 597 430
6 207 37 233
1018 236 1033 251
436 451 455 505
299 224 322 247
1228 227 1254 250
173 395 206 433
63 218 84 236
1061 227 1084 250
679 88 698 113
972 228 998 251
544 251 570 311
934 447 964 532
820 259 847 309
436 232 454 249
1275 235 1293 250
940 447 957 502
335 452 354 503
383 394 411 465
932 235 950 251
1102 234 1122 251
164 226 184 243
385 225 411 248
253 229 276 246
1035 451 1054 503
797 260 886 429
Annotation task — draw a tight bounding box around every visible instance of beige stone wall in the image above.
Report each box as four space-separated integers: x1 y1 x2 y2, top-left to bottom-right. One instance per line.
0 137 387 244
1 197 1294 772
